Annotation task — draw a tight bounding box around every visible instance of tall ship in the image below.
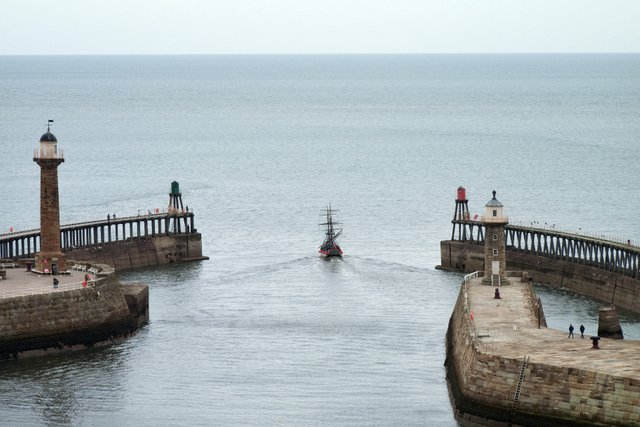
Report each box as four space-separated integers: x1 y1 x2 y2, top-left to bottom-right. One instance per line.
319 205 343 257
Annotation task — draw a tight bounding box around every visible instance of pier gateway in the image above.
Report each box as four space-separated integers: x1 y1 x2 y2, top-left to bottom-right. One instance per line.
443 187 640 426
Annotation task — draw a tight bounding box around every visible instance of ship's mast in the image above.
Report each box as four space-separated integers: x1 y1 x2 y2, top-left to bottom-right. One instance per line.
326 205 334 243
319 204 342 248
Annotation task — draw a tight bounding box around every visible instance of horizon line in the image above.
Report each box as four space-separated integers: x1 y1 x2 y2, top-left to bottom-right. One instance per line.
1 51 639 57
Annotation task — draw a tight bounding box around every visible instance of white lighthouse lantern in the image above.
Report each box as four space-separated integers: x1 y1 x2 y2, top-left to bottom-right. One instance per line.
481 190 508 224
35 120 63 160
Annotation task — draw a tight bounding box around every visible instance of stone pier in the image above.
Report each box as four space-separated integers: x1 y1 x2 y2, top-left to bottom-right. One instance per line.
0 265 148 359
446 273 640 426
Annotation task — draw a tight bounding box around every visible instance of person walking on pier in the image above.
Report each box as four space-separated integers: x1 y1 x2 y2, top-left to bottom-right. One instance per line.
580 324 585 338
568 324 575 338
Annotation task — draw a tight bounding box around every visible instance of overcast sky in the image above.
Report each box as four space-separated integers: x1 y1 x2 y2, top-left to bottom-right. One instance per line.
1 0 639 55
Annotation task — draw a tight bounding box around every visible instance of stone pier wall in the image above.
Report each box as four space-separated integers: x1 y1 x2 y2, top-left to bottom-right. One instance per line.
122 283 150 328
446 283 640 426
64 233 205 271
446 283 523 425
439 240 640 314
0 271 148 359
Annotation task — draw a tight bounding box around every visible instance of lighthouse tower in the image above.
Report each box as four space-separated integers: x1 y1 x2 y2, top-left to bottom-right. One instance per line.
481 190 508 286
33 121 66 274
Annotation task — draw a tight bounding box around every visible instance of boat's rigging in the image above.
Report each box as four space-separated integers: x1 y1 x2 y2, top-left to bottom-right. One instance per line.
319 204 343 257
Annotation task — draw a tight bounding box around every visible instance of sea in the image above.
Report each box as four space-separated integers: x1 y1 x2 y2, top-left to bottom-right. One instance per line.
0 54 639 426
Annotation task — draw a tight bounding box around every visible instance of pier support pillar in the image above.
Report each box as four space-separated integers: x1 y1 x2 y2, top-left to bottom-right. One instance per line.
598 306 623 339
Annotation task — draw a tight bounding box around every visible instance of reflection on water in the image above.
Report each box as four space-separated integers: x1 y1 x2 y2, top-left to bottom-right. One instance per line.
0 346 130 425
34 380 76 425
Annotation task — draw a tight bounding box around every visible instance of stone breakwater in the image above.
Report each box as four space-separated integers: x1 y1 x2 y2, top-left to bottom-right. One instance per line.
0 266 148 359
445 275 640 426
0 231 204 359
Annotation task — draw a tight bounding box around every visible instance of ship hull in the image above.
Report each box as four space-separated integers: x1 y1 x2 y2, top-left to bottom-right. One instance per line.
319 245 343 258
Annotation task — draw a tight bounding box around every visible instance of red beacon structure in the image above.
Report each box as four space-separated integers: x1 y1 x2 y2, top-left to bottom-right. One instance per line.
457 186 466 202
452 186 471 240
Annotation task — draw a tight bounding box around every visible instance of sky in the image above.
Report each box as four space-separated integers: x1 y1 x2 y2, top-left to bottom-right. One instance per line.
1 0 639 55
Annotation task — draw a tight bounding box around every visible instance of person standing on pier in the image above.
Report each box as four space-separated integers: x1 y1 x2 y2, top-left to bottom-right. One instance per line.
568 324 575 338
580 324 585 338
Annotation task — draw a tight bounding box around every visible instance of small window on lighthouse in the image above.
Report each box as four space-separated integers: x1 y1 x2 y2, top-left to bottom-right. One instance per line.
492 234 498 241
492 210 497 217
492 249 498 256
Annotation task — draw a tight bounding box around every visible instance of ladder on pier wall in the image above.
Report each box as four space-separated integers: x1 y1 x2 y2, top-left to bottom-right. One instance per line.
508 355 530 426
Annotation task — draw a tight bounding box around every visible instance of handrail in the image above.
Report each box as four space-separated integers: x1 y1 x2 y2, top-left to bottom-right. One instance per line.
0 279 98 299
451 220 639 279
452 219 638 250
461 279 480 346
0 210 194 238
0 210 197 260
509 220 636 247
464 271 480 283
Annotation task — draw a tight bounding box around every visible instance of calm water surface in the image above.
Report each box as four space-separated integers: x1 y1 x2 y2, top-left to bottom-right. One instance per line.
0 54 639 425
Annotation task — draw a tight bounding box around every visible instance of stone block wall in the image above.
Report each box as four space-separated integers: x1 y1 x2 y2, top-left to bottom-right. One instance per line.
507 251 640 314
0 274 137 359
446 286 515 425
439 240 485 272
517 363 640 425
64 233 204 271
446 283 640 426
522 281 548 328
122 283 149 328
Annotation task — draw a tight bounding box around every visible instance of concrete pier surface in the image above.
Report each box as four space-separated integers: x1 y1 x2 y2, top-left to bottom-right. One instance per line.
0 267 95 297
468 278 640 380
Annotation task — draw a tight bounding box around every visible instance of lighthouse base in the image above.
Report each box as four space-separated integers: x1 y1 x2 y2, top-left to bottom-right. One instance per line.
481 275 510 287
34 252 67 274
